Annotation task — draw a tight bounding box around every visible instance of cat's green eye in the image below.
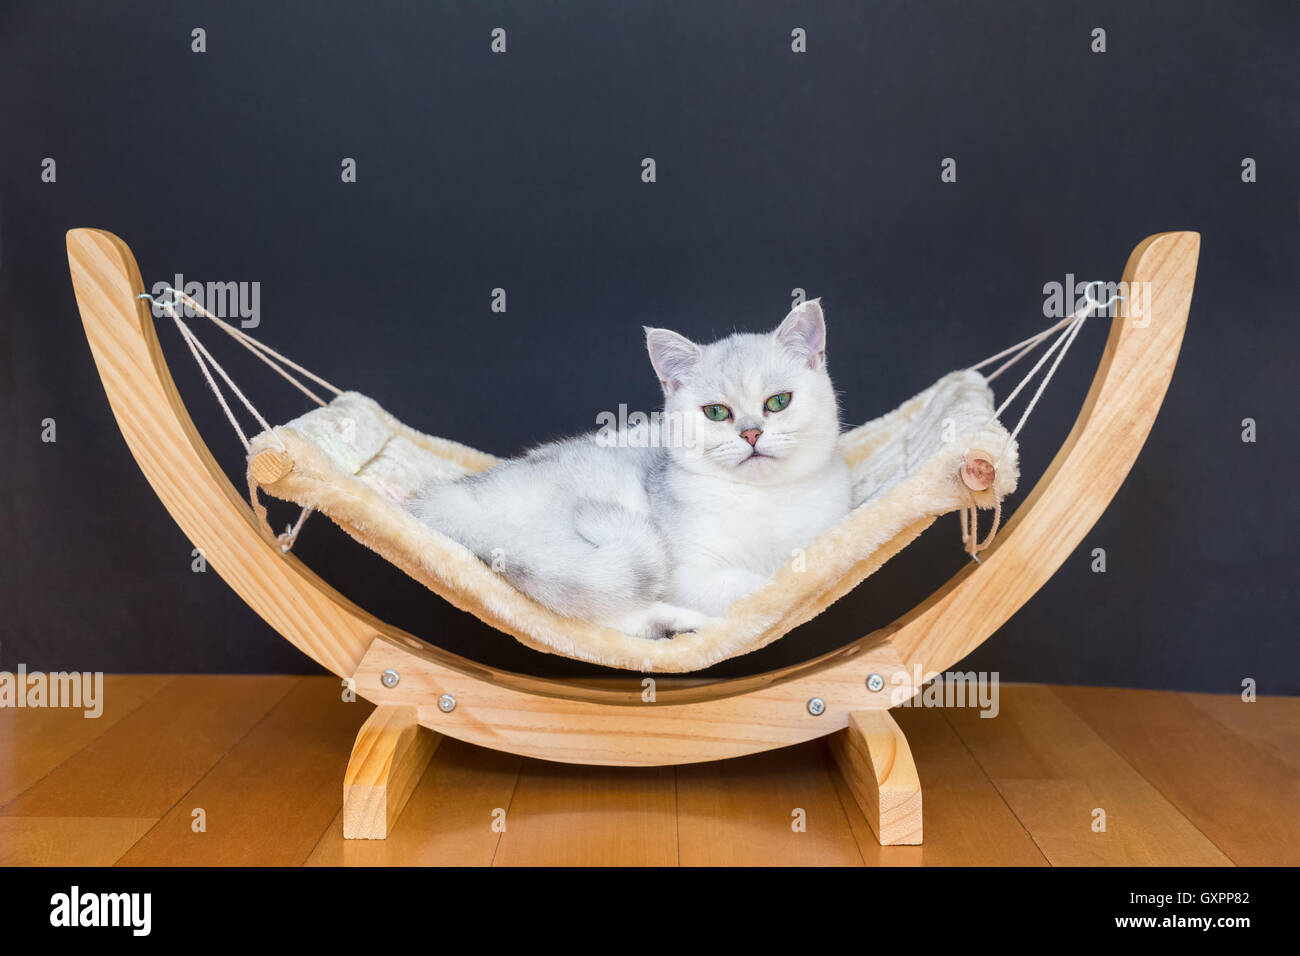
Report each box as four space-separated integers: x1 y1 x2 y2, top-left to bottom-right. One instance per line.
702 403 732 422
764 392 792 413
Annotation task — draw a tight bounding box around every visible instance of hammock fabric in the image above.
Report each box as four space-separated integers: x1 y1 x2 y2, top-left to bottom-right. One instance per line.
246 368 1018 672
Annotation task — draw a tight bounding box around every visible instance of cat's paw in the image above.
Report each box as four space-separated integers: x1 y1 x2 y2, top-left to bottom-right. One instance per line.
618 604 715 640
654 604 716 639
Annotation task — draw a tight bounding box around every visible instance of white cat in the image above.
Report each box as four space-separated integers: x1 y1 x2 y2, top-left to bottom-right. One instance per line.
411 300 851 639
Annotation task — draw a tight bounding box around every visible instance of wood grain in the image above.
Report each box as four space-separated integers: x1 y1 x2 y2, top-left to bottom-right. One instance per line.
356 634 914 766
945 686 1231 866
307 737 521 866
2 676 295 817
1 679 1292 866
829 710 922 845
342 705 440 839
0 675 172 805
1185 691 1300 774
677 744 864 866
0 817 156 866
117 678 370 866
1056 685 1300 865
833 706 1049 866
492 761 677 866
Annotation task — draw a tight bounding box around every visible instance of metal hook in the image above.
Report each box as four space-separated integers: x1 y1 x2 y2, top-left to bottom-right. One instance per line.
138 286 184 315
1080 279 1123 314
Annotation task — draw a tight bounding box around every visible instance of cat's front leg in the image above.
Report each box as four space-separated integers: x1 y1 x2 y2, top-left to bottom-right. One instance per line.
672 565 769 618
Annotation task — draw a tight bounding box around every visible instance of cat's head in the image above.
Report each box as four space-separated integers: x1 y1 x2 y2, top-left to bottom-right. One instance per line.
645 300 842 485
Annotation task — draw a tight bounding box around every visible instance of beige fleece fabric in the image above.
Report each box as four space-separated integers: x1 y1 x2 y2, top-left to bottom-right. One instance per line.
247 369 1018 672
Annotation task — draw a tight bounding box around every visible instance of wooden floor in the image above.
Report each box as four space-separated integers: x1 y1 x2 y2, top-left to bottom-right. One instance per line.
1 677 1295 866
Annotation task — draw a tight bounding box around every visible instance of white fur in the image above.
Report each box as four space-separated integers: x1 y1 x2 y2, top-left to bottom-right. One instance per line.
411 300 851 639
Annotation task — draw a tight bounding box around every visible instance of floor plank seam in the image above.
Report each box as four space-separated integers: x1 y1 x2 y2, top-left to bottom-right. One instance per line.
1047 687 1241 867
939 706 1054 867
819 739 870 867
672 764 681 868
301 806 344 867
487 755 524 868
0 675 179 814
1184 691 1300 772
113 676 303 866
6 679 1286 866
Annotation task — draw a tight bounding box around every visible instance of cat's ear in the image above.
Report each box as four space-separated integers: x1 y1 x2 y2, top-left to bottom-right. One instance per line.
645 327 701 393
774 299 826 369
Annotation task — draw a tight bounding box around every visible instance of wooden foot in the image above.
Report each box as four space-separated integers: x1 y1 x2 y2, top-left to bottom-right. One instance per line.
829 710 923 845
343 705 440 839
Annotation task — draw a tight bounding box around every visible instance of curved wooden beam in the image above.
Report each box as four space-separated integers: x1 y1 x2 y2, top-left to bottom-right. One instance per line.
890 231 1198 678
68 228 1196 766
70 228 377 678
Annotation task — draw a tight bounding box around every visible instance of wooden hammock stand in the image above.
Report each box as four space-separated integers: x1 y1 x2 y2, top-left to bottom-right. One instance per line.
67 228 1198 845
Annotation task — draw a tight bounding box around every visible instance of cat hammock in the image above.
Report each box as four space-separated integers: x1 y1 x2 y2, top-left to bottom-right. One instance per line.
68 228 1198 844
241 370 1022 674
140 280 1080 673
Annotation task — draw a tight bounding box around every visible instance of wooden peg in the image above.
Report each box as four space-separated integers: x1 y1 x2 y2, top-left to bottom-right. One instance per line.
960 450 995 492
248 448 293 485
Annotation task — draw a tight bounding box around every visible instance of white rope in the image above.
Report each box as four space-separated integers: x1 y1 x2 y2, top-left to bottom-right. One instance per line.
970 313 1077 381
983 317 1072 383
156 298 267 450
977 280 1123 439
1005 309 1087 443
969 279 1115 376
140 289 317 550
956 280 1122 560
169 286 343 399
156 286 343 407
991 312 1082 426
246 474 313 553
960 487 1002 562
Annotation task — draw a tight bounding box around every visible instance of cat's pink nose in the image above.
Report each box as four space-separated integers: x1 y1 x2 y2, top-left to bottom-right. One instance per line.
741 428 762 447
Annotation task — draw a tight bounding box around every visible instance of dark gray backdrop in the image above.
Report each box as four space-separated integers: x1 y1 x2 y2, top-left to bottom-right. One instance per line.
1 1 1296 692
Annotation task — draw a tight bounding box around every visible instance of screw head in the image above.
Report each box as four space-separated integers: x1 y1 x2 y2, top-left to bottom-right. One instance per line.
807 697 826 716
438 693 456 713
381 668 400 688
867 673 885 692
